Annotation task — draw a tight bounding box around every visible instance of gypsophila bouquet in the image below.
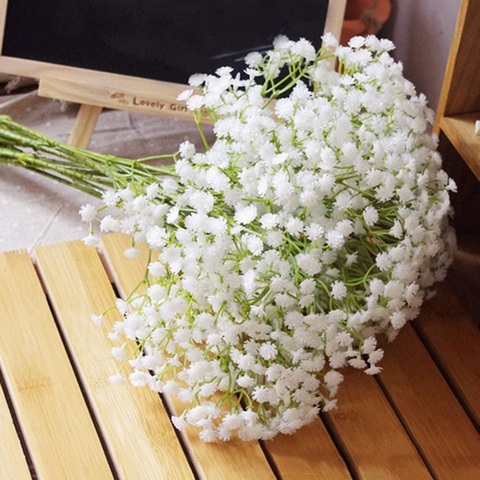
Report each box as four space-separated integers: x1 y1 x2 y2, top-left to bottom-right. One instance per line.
1 34 457 442
82 34 456 441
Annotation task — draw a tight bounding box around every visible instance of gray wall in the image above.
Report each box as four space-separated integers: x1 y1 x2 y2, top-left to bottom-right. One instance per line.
380 0 461 111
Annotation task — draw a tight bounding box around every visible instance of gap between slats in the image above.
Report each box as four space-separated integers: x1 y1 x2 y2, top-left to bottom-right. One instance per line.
412 322 480 433
412 285 480 432
0 367 35 480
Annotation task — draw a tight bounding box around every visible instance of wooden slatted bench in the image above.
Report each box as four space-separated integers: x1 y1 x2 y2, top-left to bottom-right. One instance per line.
1 233 479 479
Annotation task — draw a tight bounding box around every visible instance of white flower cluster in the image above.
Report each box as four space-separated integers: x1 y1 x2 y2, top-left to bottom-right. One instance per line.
86 34 456 441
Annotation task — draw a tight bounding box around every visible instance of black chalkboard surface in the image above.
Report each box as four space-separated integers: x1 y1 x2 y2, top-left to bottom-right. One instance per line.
1 0 329 84
0 0 342 145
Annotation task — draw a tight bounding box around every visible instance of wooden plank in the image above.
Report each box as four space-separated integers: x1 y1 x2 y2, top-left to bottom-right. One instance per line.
379 322 480 479
414 283 480 427
100 233 278 479
440 0 480 116
0 384 31 480
324 368 432 479
159 392 276 480
439 113 480 181
0 250 113 480
263 417 351 479
34 241 194 480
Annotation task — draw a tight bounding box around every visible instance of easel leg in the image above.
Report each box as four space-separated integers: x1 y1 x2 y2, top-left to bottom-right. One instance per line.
68 104 103 148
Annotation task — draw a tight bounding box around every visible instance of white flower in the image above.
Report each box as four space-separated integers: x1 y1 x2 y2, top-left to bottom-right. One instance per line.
390 311 407 329
82 234 99 247
245 51 263 68
296 253 322 275
363 206 379 226
237 375 255 388
285 217 304 236
100 215 120 233
331 281 347 300
186 95 204 110
146 226 168 249
365 365 383 375
362 337 378 355
102 190 119 207
111 346 128 361
368 349 384 364
91 314 103 327
124 247 141 259
109 373 126 385
259 342 278 361
243 233 264 256
79 203 97 222
234 204 257 224
322 32 339 49
326 230 345 250
324 370 344 389
260 213 279 229
292 38 316 61
129 371 150 387
300 278 316 295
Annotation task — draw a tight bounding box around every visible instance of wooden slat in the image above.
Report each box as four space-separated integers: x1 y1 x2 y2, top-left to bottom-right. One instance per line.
0 384 31 480
438 0 480 116
325 368 432 479
439 113 480 181
264 417 351 479
100 233 278 479
0 250 113 480
415 284 480 427
34 241 194 480
379 322 480 479
161 393 277 480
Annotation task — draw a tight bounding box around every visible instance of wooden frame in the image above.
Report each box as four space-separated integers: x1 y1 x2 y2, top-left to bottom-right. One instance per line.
0 0 346 146
434 0 480 181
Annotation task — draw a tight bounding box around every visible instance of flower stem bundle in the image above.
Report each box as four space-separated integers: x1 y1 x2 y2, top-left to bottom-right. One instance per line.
0 34 456 442
0 115 176 197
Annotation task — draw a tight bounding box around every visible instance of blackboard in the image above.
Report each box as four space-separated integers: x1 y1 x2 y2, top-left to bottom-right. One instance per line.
0 0 343 145
1 0 329 85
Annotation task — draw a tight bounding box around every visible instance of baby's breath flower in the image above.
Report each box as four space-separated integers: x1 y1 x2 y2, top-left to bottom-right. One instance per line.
79 203 97 222
90 314 104 327
82 233 99 247
124 247 141 259
72 34 457 442
109 373 126 385
331 281 347 301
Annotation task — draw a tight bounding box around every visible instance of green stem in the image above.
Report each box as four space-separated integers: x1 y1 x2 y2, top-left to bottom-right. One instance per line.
0 115 178 199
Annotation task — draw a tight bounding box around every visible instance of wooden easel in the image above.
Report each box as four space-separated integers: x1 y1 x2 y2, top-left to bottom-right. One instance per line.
36 0 346 149
66 104 102 148
38 74 192 148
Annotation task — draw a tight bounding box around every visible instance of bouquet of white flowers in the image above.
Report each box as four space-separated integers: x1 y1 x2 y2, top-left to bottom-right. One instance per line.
0 34 456 442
